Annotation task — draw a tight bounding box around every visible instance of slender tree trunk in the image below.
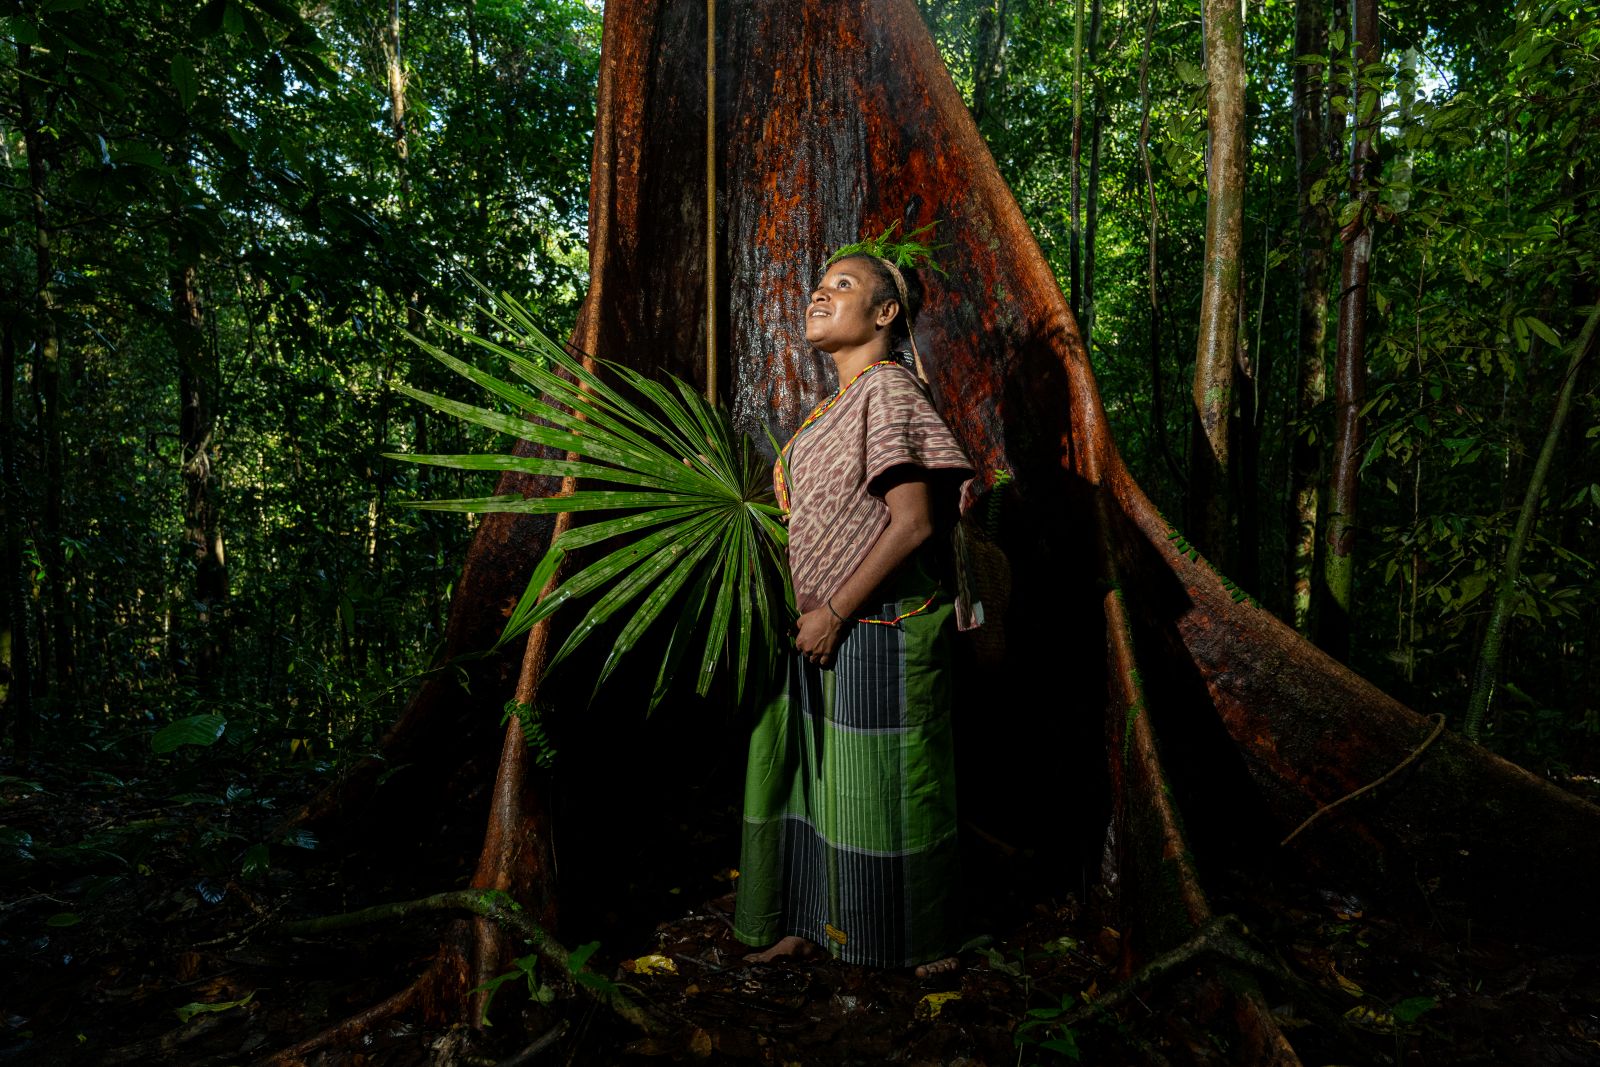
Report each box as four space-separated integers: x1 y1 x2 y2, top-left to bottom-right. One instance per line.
1138 0 1183 493
17 38 73 705
1082 0 1104 350
1232 227 1268 596
969 0 1008 134
172 263 227 688
1 318 32 753
1319 0 1379 661
1186 0 1246 564
1069 0 1085 322
1287 0 1333 634
1465 299 1600 739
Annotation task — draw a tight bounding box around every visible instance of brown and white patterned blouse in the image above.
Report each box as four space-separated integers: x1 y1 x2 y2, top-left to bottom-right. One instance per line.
778 361 973 612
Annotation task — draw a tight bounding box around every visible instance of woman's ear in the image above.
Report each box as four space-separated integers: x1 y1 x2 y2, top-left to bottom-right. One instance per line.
876 299 901 329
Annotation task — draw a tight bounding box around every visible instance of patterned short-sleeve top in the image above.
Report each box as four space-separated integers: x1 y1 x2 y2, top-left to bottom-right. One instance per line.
777 361 974 612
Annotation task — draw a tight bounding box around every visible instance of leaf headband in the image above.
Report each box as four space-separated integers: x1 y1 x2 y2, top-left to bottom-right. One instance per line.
826 221 945 383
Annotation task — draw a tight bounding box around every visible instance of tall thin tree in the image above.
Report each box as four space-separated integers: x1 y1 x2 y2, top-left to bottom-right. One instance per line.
1319 0 1380 660
1287 0 1335 633
1187 0 1247 563
16 26 72 702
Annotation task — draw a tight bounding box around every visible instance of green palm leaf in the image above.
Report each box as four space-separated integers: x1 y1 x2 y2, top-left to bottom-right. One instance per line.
392 293 793 710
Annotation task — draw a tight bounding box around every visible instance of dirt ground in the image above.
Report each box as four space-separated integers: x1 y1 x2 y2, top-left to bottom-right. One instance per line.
4 754 1599 1066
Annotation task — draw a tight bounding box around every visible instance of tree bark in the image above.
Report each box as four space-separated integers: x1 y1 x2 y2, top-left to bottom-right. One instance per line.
1 317 32 753
969 0 1008 135
1082 0 1104 352
1069 0 1085 323
1137 0 1183 493
1319 0 1379 661
17 35 73 704
1287 0 1333 634
1464 299 1600 739
1187 0 1247 565
171 263 228 688
298 0 1600 1051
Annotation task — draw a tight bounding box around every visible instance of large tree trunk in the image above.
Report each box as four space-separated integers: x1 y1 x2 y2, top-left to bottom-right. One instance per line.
1186 0 1246 566
301 0 1600 1051
1319 0 1379 660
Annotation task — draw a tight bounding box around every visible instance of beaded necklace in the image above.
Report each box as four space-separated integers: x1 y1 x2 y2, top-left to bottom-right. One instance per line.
773 358 939 629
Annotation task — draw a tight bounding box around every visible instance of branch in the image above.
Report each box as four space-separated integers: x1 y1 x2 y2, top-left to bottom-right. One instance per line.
277 889 660 1032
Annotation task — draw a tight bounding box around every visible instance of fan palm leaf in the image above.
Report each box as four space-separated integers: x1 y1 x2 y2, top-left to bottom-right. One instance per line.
388 295 792 709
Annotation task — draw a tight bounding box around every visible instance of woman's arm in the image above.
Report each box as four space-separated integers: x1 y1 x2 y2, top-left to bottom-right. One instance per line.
793 467 933 669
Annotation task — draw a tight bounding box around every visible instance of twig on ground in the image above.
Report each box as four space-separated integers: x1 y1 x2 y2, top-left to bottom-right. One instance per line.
496 1020 569 1067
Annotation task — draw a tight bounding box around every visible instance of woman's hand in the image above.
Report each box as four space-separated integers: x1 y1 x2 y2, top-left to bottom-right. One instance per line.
794 605 849 669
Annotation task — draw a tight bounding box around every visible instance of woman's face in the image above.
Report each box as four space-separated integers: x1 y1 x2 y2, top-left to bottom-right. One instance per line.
804 259 897 353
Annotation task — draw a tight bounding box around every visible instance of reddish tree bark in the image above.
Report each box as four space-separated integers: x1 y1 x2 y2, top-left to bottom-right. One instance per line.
300 0 1600 1053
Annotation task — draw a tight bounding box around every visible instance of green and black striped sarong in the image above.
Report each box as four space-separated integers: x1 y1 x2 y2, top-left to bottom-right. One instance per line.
734 561 959 968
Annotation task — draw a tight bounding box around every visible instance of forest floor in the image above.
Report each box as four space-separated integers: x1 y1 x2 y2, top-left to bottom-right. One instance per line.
3 745 1600 1066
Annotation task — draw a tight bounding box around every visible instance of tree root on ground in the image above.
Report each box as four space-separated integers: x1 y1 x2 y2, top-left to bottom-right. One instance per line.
1065 913 1357 1053
256 889 662 1065
255 976 426 1066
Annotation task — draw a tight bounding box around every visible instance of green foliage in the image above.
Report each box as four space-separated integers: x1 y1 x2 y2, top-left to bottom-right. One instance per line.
922 0 1599 762
827 220 948 274
1014 992 1083 1062
393 293 793 709
1 0 600 758
151 714 228 754
471 953 555 1026
502 699 558 769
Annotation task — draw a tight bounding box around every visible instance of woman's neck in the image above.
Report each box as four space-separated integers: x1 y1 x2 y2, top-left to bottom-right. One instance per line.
829 343 893 386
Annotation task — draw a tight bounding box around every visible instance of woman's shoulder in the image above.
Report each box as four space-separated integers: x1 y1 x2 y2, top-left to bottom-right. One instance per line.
859 360 932 404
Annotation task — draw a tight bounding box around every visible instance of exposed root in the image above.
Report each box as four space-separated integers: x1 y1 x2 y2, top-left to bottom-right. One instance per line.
276 888 662 1034
1064 915 1275 1027
254 975 425 1066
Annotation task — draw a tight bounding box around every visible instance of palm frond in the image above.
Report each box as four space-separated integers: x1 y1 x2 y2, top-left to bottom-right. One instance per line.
392 295 793 710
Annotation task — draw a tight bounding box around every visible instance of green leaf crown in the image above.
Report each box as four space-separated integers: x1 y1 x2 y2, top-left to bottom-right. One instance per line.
826 220 947 276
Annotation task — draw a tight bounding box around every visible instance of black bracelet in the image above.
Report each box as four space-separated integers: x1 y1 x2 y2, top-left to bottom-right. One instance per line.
827 598 848 622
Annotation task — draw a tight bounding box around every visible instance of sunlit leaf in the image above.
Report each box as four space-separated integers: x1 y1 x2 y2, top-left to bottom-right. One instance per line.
151 714 227 754
393 293 792 708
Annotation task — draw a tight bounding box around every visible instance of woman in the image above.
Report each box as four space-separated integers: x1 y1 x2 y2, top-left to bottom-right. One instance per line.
733 244 973 976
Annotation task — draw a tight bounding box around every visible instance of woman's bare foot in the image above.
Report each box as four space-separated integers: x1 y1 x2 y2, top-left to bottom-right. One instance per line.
914 956 959 978
744 935 819 964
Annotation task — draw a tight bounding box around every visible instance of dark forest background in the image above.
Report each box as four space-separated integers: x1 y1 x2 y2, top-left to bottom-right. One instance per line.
1 0 1595 805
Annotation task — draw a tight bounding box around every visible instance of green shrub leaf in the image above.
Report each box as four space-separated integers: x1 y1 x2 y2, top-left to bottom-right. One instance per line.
151 715 227 754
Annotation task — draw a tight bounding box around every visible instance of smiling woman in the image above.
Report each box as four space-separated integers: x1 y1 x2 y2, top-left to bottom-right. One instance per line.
734 237 974 976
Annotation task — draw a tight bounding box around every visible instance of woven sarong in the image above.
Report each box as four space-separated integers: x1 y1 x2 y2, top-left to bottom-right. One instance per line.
734 556 958 968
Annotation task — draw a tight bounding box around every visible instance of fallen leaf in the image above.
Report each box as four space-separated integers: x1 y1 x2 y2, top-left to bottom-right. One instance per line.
1344 1004 1395 1030
916 991 961 1019
627 954 678 976
712 867 739 882
688 1027 713 1058
1334 971 1365 998
175 991 255 1024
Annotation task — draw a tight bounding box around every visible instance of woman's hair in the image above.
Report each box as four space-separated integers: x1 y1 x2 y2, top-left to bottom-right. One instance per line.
834 254 923 350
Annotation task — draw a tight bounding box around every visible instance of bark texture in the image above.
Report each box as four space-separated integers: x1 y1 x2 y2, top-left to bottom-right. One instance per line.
1288 0 1332 634
1320 0 1379 659
1187 0 1247 565
307 0 1600 1044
